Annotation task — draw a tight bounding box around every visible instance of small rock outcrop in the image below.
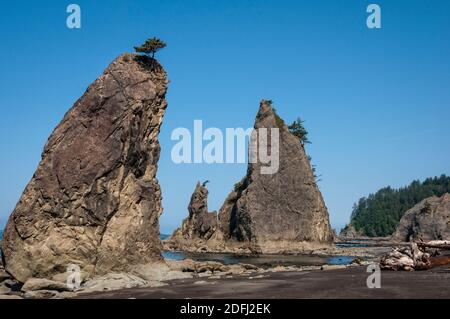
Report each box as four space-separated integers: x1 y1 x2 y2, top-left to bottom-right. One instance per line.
171 182 219 241
393 193 450 242
1 54 168 283
339 224 363 239
218 100 333 252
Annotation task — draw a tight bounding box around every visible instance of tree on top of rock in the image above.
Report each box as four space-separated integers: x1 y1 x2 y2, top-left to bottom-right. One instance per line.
134 37 166 60
288 118 310 146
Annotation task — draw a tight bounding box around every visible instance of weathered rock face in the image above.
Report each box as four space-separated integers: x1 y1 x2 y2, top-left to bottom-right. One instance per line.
393 193 450 242
1 54 168 282
218 100 333 251
172 182 218 241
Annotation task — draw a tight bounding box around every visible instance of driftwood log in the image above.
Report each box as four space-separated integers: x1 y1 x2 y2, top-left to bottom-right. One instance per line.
430 255 450 268
380 241 450 271
416 240 450 250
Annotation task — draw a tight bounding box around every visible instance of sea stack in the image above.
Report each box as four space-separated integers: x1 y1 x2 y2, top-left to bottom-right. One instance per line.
165 100 334 254
393 193 450 242
171 182 219 241
218 100 334 252
1 54 168 282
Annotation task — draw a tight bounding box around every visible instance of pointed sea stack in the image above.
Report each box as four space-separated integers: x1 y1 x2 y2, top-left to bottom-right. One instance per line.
218 100 333 252
1 54 168 282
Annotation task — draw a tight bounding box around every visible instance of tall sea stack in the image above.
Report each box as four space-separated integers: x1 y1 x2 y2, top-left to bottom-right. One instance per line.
165 100 334 254
218 100 333 252
1 54 168 282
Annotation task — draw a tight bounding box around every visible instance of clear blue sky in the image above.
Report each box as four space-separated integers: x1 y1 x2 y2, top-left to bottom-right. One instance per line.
1 0 449 234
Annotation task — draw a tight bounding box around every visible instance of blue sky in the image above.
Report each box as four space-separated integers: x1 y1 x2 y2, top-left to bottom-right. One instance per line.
0 0 449 233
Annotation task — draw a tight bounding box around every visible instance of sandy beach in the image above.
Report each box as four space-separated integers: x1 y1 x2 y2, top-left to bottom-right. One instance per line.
78 265 450 299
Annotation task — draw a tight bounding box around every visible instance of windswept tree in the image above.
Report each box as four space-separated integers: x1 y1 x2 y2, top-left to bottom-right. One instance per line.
308 155 321 182
134 37 166 61
288 117 310 146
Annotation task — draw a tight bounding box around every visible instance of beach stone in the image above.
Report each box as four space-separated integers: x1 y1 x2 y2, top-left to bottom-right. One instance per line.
2 279 19 289
22 278 71 292
51 270 90 285
165 258 197 272
0 284 11 295
0 268 10 282
320 265 347 271
165 259 231 275
24 290 60 299
132 262 192 282
239 263 259 271
0 294 23 299
81 273 150 293
53 291 78 299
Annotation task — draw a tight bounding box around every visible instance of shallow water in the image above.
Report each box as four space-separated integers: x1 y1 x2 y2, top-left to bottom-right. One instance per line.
162 250 355 268
1 231 357 267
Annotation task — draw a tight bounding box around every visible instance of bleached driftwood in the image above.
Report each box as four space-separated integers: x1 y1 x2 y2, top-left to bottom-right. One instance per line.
380 247 416 271
416 240 450 250
380 241 450 271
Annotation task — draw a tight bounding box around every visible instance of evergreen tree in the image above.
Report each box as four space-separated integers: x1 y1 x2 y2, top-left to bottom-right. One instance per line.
288 118 310 146
349 175 450 236
134 37 166 60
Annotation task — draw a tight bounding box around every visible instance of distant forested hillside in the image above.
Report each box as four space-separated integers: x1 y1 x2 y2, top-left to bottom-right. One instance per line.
348 175 450 237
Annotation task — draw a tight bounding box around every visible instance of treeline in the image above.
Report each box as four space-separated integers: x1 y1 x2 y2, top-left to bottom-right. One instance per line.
349 175 450 237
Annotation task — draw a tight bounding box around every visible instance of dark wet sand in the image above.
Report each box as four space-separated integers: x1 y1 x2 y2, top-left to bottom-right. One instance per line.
80 266 450 299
